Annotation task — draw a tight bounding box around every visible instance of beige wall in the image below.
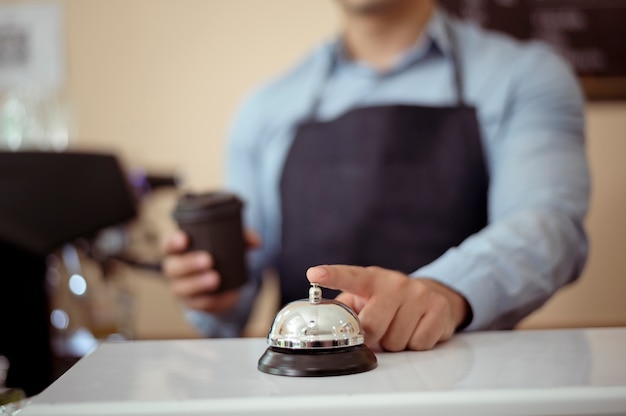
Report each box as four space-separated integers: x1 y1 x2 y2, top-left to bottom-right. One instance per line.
52 0 626 337
65 0 340 189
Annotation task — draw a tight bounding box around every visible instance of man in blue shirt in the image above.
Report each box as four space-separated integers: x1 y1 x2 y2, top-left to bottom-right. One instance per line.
163 0 589 351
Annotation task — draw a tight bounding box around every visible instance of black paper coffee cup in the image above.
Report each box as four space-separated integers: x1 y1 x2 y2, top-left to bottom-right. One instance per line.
172 192 247 293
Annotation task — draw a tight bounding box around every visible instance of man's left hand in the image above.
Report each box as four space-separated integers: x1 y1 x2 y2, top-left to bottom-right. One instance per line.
306 265 470 351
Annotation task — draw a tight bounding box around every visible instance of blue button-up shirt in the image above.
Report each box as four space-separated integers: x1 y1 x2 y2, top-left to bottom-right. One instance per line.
187 10 589 336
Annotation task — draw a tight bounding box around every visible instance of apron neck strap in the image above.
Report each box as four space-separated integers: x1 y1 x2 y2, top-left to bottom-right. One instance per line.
443 14 466 107
305 49 338 123
306 13 466 122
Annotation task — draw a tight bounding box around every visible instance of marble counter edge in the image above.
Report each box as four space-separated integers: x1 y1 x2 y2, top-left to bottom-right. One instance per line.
21 386 626 416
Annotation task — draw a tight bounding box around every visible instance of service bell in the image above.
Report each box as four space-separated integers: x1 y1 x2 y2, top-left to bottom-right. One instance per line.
257 283 377 376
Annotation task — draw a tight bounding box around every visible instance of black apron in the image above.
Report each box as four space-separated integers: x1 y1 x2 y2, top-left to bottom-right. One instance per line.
277 20 488 305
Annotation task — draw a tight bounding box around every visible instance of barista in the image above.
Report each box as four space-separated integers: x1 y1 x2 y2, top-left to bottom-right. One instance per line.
163 0 589 351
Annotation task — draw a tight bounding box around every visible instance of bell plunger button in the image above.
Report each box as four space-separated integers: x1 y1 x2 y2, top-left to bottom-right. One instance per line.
309 283 322 304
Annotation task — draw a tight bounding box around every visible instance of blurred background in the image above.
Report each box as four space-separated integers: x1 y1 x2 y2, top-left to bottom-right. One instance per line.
0 0 625 398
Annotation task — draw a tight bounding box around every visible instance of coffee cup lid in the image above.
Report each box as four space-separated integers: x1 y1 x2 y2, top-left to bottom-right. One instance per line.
172 191 243 223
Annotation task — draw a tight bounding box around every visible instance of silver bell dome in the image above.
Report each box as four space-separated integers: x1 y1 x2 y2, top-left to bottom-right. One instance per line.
267 284 365 349
258 283 377 377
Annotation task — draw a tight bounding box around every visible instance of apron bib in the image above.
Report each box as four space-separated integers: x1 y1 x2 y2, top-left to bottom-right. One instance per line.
277 18 488 305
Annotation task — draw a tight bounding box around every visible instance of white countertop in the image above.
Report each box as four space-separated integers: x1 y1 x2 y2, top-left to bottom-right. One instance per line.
22 327 626 416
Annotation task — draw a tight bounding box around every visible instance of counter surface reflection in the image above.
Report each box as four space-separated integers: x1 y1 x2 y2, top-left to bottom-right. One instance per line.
22 328 626 416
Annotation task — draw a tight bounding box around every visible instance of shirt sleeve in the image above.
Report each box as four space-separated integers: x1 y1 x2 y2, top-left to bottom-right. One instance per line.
185 89 270 337
413 44 590 330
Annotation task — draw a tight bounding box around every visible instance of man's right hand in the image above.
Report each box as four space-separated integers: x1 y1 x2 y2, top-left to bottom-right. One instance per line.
162 230 260 314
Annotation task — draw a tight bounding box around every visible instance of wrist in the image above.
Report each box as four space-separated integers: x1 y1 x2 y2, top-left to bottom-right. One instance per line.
420 278 471 330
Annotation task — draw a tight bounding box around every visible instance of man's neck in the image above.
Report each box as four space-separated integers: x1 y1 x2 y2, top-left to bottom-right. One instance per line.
342 0 435 72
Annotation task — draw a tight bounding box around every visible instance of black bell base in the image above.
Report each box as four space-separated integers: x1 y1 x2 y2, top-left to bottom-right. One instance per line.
257 345 377 377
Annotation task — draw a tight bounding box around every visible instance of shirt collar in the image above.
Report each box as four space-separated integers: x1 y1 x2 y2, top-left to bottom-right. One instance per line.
427 7 453 57
329 8 453 76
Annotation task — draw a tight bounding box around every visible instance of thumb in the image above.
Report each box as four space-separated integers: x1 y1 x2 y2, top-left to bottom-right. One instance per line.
306 265 375 298
335 292 369 314
335 292 357 311
162 230 188 254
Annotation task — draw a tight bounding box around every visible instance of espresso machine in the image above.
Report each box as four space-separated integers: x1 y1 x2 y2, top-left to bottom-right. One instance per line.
0 152 136 396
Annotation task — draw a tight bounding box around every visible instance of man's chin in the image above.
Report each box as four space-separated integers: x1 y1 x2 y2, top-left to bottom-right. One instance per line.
337 0 408 16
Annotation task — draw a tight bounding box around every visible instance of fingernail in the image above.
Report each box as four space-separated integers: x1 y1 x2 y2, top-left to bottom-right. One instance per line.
203 273 217 287
173 232 185 246
195 253 209 268
307 266 326 280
